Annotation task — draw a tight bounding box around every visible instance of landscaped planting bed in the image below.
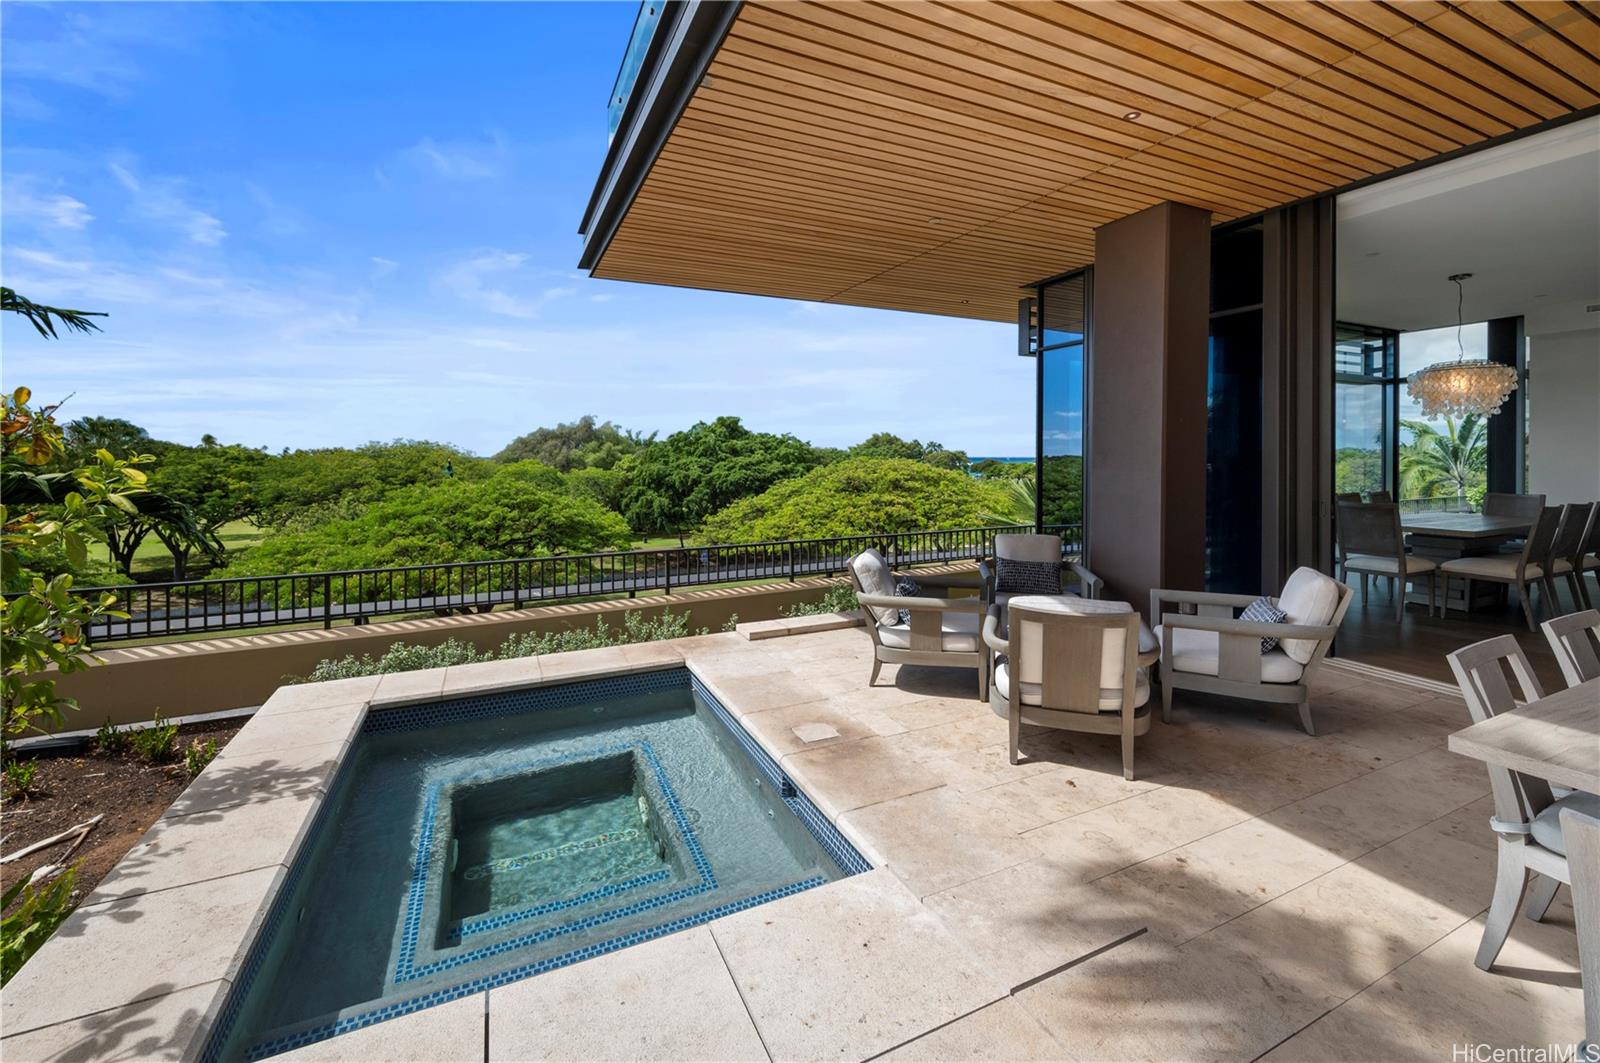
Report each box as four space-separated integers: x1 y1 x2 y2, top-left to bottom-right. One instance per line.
1 718 246 905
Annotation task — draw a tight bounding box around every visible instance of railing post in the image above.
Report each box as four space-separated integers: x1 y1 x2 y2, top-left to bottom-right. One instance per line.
663 551 671 595
789 542 796 582
322 574 332 629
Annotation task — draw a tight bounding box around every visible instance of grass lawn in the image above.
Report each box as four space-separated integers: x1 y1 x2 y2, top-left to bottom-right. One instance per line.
88 519 268 581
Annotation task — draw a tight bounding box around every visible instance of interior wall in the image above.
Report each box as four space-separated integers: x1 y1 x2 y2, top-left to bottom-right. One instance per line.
1528 324 1600 504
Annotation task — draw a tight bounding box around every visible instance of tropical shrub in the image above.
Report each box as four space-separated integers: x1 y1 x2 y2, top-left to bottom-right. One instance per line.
1 867 78 986
782 583 859 617
299 609 707 681
93 718 129 755
224 462 633 580
697 458 1014 542
130 712 179 764
3 758 39 798
183 738 219 777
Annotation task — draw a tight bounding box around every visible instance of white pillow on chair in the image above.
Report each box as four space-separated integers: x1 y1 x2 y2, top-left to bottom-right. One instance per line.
1275 567 1341 665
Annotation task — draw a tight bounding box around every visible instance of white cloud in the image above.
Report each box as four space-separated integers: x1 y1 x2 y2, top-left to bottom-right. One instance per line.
109 158 226 245
400 135 507 181
370 256 398 278
2 178 93 230
434 251 574 319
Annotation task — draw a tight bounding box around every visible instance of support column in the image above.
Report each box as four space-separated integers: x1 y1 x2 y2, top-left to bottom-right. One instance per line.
1485 316 1524 495
1087 202 1212 617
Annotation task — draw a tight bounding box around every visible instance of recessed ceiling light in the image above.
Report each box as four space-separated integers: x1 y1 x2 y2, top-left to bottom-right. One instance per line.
1123 111 1141 120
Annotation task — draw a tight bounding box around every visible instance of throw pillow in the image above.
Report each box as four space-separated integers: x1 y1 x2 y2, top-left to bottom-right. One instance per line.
893 576 921 625
995 557 1061 596
1240 596 1289 653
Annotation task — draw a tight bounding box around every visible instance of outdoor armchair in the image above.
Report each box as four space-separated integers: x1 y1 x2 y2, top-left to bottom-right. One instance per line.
977 533 1102 609
848 548 989 698
982 595 1149 781
1150 567 1353 736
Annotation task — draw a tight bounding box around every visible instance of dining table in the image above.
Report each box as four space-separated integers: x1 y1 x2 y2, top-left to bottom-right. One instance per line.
1449 676 1600 1046
1402 512 1534 611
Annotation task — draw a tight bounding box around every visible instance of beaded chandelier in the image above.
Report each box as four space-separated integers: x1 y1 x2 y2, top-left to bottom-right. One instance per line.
1406 273 1518 419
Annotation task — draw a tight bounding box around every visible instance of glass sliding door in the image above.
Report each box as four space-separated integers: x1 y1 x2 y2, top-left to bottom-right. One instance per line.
1333 323 1398 499
1037 270 1088 555
1206 222 1264 593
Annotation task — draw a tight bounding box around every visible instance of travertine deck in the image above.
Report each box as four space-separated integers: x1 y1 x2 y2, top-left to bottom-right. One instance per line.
0 621 1583 1061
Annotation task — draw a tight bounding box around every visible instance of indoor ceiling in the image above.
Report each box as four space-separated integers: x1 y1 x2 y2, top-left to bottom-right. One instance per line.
1336 115 1599 332
591 0 1600 322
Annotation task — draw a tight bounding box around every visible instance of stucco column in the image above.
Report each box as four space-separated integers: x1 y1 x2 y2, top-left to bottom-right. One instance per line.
1088 201 1213 617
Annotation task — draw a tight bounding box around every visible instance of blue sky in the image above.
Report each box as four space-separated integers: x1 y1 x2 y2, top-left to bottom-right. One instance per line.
1 2 1029 456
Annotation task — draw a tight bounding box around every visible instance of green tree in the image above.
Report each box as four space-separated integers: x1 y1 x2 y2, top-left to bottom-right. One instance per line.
224 462 633 579
1399 416 1486 505
621 417 821 542
698 457 1014 542
254 440 490 530
149 443 269 577
847 432 969 472
1038 455 1083 528
495 415 653 471
61 416 158 467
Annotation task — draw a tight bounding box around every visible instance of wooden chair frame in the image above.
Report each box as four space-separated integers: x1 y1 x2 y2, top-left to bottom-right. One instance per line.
1442 505 1562 632
1541 609 1600 687
1446 635 1570 972
1150 582 1354 736
849 558 989 698
981 603 1148 781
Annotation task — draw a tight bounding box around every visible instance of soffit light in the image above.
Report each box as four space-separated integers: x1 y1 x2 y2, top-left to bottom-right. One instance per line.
1405 273 1519 419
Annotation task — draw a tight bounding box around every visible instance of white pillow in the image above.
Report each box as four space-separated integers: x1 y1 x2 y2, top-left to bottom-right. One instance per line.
1275 567 1341 664
850 549 898 626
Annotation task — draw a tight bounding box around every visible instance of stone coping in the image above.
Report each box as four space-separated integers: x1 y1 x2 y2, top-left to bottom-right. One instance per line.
0 634 896 1061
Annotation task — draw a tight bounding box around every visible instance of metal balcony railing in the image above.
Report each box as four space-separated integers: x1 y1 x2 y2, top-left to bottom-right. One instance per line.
77 523 1083 644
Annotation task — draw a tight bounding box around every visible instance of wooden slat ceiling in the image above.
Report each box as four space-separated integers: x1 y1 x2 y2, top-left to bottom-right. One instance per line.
593 0 1600 322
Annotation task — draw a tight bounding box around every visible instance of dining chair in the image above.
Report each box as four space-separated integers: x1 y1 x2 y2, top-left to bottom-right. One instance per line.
1542 609 1600 686
1583 505 1600 607
1549 502 1598 611
1336 501 1437 621
1446 635 1600 971
1441 506 1562 631
1486 491 1546 555
1557 807 1600 1048
1368 490 1393 503
1333 493 1361 578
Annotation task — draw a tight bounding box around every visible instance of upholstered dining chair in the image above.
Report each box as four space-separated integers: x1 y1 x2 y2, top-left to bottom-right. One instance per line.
1487 491 1547 556
1336 501 1437 621
1549 502 1597 612
848 548 988 697
1151 567 1352 735
1557 808 1600 1048
1441 506 1562 632
1542 609 1600 687
1446 635 1600 972
981 595 1149 780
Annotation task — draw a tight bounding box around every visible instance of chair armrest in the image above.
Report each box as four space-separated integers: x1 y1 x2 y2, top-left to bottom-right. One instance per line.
976 560 994 596
1159 612 1335 642
855 592 987 614
982 609 1009 655
1067 561 1102 600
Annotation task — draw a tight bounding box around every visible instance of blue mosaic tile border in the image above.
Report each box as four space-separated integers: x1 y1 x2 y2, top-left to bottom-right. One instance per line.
395 739 716 980
363 667 687 735
690 672 872 877
205 666 871 1062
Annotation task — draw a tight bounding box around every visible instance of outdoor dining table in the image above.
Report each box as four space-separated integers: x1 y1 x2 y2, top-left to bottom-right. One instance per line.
1448 677 1600 1045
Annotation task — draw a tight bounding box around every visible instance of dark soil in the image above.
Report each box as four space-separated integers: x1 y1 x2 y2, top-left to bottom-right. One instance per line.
1 718 246 906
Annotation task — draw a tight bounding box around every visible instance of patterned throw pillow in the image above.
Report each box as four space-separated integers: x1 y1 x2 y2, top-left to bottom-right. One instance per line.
1240 596 1289 653
893 576 921 624
995 558 1062 596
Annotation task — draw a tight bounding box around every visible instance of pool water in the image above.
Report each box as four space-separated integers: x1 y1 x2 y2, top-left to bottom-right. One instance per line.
209 669 866 1061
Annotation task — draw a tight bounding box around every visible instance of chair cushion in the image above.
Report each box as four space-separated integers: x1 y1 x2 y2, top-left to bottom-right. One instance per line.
995 557 1062 596
1342 553 1437 575
1551 558 1573 575
1276 567 1342 665
993 658 1150 711
1439 555 1543 580
1530 791 1600 856
1240 595 1288 652
1153 625 1306 683
850 549 898 625
877 609 981 652
1585 555 1599 571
